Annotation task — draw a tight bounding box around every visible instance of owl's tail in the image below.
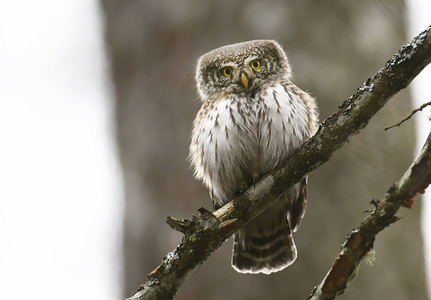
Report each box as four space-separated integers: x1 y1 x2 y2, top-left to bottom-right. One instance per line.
231 204 297 274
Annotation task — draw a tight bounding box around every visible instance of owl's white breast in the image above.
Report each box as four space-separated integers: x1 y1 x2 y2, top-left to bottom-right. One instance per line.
256 84 310 173
190 96 259 203
190 83 311 205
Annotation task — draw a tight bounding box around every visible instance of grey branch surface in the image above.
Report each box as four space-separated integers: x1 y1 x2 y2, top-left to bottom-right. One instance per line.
127 25 431 300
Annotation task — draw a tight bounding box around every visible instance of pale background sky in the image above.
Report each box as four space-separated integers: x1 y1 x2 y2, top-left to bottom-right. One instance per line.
0 1 121 299
0 1 429 299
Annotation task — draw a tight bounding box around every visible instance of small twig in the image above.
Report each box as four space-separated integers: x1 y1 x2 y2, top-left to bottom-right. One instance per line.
384 101 431 131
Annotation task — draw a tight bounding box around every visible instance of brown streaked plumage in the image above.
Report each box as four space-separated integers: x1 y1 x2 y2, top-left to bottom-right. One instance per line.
189 40 318 274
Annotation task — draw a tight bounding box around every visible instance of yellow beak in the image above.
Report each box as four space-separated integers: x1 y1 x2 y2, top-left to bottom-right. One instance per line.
241 73 249 89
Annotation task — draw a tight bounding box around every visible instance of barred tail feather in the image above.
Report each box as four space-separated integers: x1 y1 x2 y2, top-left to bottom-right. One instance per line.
232 206 297 274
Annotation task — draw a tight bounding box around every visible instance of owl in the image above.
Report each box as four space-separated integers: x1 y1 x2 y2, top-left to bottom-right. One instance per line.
189 40 318 274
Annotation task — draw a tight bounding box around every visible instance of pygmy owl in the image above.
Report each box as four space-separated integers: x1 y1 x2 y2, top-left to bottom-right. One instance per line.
189 40 318 274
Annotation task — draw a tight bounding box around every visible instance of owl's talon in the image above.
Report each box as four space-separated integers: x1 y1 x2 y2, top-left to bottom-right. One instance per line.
252 172 260 188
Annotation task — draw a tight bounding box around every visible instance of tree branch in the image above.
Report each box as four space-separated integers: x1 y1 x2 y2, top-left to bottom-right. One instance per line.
127 25 431 300
307 130 431 300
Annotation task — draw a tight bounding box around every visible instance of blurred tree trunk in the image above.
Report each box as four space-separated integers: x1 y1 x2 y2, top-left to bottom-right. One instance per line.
100 0 428 299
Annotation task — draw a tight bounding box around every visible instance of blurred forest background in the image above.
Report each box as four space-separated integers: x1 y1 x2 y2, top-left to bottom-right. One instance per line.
100 0 427 299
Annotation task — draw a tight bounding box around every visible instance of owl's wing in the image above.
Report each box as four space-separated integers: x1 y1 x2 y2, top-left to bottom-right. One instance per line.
288 177 308 232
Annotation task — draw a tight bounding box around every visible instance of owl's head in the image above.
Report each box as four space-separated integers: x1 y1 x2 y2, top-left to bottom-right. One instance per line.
196 40 291 101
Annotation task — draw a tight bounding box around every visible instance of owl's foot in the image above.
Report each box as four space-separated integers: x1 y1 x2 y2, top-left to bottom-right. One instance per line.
240 181 250 193
240 172 260 192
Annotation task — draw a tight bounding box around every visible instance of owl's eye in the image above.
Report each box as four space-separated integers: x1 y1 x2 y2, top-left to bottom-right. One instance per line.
250 60 261 70
222 67 233 77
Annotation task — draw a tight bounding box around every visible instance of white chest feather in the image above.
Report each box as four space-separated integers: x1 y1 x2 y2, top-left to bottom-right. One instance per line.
190 83 310 204
256 84 309 172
